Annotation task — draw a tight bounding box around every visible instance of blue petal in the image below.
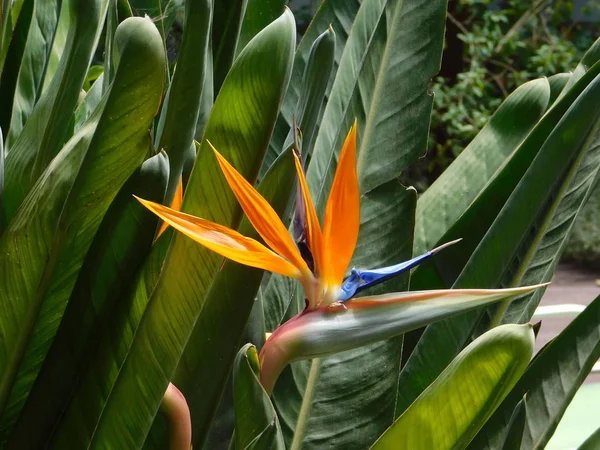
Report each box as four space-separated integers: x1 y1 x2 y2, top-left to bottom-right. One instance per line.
339 239 462 301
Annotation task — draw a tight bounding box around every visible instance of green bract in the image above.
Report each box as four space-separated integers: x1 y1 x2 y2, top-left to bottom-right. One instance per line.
0 1 599 449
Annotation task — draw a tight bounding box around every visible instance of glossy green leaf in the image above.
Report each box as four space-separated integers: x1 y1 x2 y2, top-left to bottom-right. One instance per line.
73 72 104 132
266 0 361 169
102 0 119 91
233 344 285 450
413 78 551 255
372 324 534 450
40 0 70 93
6 152 169 448
235 0 286 57
559 35 600 97
5 0 60 142
212 0 246 93
0 15 164 440
398 61 600 418
470 294 600 450
51 11 295 449
155 0 210 202
501 397 527 450
0 0 32 134
308 0 446 205
2 0 109 225
261 24 335 176
547 73 570 105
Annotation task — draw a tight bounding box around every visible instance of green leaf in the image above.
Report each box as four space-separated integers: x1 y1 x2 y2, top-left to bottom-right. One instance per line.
261 24 336 176
559 36 600 97
5 0 61 142
0 15 164 439
547 73 570 105
266 0 361 169
372 324 534 450
51 10 296 448
40 0 71 93
1 0 109 225
501 397 527 450
232 344 285 450
5 152 169 448
212 0 247 94
235 0 286 57
73 72 104 132
398 61 600 418
308 0 446 205
0 0 33 134
155 0 211 202
413 78 551 255
469 295 600 450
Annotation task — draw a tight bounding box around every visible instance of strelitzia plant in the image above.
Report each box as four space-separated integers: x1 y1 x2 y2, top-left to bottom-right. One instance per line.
137 123 545 394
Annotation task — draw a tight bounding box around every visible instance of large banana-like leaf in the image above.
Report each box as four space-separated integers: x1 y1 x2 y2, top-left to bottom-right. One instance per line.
235 0 286 57
1 0 108 225
6 153 169 448
308 0 446 201
155 0 210 202
413 78 550 255
212 0 246 93
397 65 600 418
40 0 70 93
372 324 534 450
260 25 336 179
0 0 32 134
5 0 60 143
469 294 600 450
50 11 295 448
0 15 164 441
266 0 361 169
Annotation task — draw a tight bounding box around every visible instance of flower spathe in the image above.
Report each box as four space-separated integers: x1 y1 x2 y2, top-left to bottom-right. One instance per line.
136 123 548 395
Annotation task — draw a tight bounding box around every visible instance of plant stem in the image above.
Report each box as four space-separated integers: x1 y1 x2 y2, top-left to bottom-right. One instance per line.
290 358 321 450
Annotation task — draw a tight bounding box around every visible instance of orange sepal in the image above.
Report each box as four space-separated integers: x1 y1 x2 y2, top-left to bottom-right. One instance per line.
136 197 302 279
293 152 324 277
210 143 310 276
157 176 184 238
322 121 360 286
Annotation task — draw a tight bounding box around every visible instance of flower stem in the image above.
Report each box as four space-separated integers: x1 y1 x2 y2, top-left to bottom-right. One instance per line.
290 358 322 450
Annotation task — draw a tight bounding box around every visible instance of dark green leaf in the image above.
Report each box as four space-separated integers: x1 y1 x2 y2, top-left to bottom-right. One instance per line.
235 0 286 56
266 0 361 169
398 62 600 419
51 11 296 448
5 0 61 141
0 15 164 440
232 344 285 450
6 152 169 448
155 0 211 202
212 0 246 94
2 0 109 224
501 397 527 450
578 427 600 450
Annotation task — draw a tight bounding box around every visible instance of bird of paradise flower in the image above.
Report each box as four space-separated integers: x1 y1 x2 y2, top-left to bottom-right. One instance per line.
136 122 545 394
